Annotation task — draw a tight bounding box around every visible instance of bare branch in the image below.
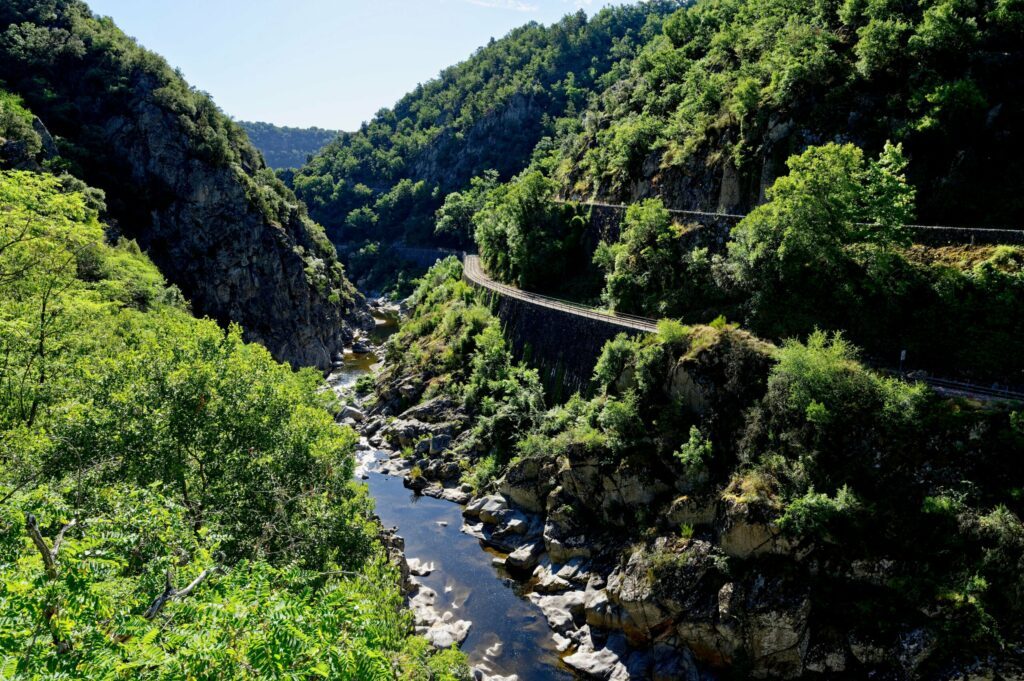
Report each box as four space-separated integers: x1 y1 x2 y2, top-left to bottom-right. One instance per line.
23 514 76 653
143 570 176 621
143 566 220 621
24 514 57 579
174 567 219 600
52 519 76 557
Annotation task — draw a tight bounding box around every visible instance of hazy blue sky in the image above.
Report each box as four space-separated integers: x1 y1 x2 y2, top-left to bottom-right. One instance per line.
85 0 623 131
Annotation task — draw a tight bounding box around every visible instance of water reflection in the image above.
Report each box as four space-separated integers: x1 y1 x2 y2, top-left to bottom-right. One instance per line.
333 312 573 679
360 452 573 680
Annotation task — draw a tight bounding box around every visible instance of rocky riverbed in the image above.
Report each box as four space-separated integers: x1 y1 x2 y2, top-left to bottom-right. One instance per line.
330 346 704 680
330 305 575 680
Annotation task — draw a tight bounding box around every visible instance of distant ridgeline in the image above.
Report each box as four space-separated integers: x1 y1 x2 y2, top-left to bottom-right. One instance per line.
239 121 339 169
289 2 685 247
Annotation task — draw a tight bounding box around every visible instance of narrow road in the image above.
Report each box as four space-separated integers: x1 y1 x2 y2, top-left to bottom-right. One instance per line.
463 254 659 334
462 256 1024 403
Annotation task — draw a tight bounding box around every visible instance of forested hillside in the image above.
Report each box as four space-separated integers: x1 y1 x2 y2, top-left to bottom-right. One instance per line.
541 0 1024 223
452 0 1024 381
240 121 339 169
290 2 682 247
0 166 467 677
0 0 365 370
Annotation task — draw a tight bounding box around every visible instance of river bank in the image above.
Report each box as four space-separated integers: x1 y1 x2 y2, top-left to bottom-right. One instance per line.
328 306 577 681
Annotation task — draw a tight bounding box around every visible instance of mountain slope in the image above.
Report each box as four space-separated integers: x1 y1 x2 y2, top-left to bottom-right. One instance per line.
239 121 339 169
291 2 683 246
544 0 1024 224
0 166 467 680
0 0 364 369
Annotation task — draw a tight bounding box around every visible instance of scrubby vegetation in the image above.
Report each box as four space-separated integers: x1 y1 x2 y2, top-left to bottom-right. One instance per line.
0 90 41 158
386 259 1024 673
370 257 545 472
0 171 467 678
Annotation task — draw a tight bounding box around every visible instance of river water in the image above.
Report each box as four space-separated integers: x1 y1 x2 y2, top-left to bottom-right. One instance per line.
329 314 574 680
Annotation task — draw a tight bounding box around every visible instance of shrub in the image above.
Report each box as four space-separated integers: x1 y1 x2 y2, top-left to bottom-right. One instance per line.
778 485 862 540
464 455 499 492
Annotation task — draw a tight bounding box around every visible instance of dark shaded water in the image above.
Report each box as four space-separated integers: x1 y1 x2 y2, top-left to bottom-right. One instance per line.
361 454 572 680
332 312 573 680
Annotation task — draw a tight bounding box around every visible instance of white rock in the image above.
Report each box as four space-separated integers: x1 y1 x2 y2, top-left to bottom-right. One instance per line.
564 647 630 681
464 496 489 517
479 496 510 524
423 618 472 649
407 558 435 577
506 541 544 570
553 633 573 653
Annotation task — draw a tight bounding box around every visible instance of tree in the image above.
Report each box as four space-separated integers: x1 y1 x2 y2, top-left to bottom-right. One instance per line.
474 171 582 289
726 142 915 326
595 198 688 315
435 169 499 247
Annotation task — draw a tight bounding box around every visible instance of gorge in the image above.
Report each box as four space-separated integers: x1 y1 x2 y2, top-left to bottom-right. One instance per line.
2 0 1024 679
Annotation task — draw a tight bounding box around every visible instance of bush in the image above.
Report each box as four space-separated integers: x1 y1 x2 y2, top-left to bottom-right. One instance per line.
778 485 862 541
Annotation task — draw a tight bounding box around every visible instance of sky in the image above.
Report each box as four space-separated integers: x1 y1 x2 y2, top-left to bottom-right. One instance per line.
84 0 624 131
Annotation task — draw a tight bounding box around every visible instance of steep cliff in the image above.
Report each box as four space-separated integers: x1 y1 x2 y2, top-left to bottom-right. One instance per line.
0 0 365 369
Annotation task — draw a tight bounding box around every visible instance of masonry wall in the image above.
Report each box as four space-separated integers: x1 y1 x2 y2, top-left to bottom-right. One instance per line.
468 284 649 400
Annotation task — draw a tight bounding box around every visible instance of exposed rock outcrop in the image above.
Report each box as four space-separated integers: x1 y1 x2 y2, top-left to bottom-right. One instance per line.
0 6 367 370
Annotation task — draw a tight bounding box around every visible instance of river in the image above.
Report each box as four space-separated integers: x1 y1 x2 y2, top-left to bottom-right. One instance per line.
329 313 574 681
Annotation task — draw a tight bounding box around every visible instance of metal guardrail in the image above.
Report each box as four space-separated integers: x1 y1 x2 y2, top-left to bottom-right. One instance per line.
464 255 1024 403
462 255 659 334
560 199 1024 236
919 376 1024 402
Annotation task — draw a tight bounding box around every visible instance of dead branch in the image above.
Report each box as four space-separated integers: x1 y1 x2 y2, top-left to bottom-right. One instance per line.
143 566 220 621
23 514 77 653
24 514 74 580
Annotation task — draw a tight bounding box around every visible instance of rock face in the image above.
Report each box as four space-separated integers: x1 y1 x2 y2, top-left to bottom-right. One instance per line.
0 5 366 370
98 97 363 370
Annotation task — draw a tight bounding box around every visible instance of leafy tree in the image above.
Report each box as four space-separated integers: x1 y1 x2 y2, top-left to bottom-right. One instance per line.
726 142 915 329
594 198 722 316
474 171 583 289
0 89 41 157
435 170 499 247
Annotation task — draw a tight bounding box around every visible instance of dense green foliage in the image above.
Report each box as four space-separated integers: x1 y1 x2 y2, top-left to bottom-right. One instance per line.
479 139 1024 378
291 3 681 247
594 198 722 316
0 0 351 310
240 121 339 169
545 0 1024 223
0 171 467 678
474 171 586 290
722 142 1022 375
